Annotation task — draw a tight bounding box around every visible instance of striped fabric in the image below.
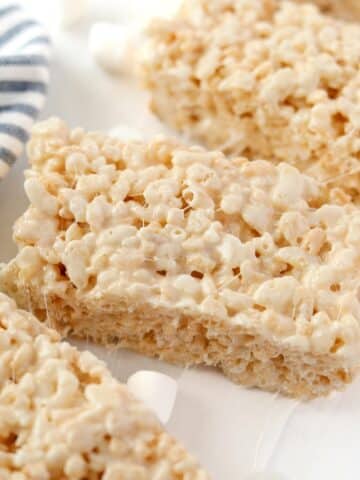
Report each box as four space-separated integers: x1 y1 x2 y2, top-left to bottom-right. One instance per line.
0 2 50 179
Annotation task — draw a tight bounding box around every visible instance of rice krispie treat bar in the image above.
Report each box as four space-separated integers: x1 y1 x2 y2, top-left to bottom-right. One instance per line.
296 0 360 21
139 0 360 202
1 118 360 399
0 292 208 480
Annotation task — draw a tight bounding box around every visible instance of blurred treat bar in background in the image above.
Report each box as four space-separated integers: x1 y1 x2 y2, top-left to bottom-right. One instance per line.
139 0 360 203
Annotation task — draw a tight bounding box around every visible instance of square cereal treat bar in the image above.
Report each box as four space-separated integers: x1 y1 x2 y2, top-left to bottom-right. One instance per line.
295 0 360 21
139 0 360 202
1 118 360 399
0 292 208 479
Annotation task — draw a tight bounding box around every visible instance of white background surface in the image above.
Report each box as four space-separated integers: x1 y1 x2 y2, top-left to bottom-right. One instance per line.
1 2 360 478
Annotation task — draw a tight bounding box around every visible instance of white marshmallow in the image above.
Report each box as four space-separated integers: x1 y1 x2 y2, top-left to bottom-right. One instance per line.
89 22 141 75
127 370 178 424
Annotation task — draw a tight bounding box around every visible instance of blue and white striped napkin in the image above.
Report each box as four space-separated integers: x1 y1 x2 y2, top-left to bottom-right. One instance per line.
0 2 50 179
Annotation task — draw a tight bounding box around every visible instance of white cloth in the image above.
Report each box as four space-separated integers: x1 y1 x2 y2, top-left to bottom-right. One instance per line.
0 2 50 178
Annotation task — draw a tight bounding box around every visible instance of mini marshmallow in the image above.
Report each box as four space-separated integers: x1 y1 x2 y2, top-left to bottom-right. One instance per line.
89 23 141 75
108 125 143 142
24 0 88 31
127 370 178 424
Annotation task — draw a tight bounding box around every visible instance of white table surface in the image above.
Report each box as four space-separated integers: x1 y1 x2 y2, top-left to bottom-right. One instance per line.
1 2 359 479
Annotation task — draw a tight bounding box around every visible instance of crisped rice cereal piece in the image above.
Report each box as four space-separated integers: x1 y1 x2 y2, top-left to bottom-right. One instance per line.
1 118 360 399
0 292 209 480
139 0 360 201
295 0 360 22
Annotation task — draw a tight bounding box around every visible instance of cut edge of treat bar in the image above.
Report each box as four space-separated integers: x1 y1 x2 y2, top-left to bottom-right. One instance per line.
1 262 356 400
